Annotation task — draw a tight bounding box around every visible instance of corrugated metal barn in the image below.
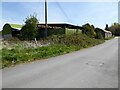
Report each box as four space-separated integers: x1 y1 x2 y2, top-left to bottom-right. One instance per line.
37 23 83 38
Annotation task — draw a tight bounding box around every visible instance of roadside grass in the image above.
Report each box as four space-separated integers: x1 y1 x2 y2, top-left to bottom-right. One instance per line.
2 44 81 68
2 34 105 68
0 50 2 69
0 31 2 35
105 36 115 40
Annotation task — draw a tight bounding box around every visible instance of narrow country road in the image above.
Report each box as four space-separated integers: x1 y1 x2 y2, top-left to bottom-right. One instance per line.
2 37 118 88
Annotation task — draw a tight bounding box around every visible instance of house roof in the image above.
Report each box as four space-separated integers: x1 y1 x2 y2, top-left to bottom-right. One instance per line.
95 28 112 34
102 29 112 34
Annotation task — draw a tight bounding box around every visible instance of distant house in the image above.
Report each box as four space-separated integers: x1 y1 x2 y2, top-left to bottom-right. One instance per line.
37 23 83 38
102 29 112 38
95 28 112 39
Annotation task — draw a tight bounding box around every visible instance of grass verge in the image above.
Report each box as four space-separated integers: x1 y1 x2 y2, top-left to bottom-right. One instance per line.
105 36 115 40
2 34 105 68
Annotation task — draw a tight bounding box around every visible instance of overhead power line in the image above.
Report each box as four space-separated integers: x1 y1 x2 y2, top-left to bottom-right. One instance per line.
55 1 73 23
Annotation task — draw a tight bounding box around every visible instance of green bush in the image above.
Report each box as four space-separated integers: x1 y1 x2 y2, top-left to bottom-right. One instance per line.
20 25 36 40
20 14 39 40
82 23 96 38
47 34 103 47
2 23 12 35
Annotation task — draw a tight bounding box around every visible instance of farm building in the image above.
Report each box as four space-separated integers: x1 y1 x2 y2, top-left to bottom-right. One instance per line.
37 23 83 38
95 28 112 39
3 23 112 39
2 24 12 39
2 23 83 39
102 29 112 38
12 28 21 37
2 23 21 39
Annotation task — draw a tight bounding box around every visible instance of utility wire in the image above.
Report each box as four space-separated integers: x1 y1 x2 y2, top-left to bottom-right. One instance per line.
55 1 73 23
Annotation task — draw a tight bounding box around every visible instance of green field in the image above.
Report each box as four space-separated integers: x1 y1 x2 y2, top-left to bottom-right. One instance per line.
66 28 82 35
10 24 23 28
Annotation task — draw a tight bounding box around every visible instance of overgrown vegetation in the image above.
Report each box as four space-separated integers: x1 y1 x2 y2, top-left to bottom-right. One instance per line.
2 44 79 68
105 36 115 40
82 23 96 38
108 23 120 36
2 34 104 68
47 34 104 47
0 31 2 35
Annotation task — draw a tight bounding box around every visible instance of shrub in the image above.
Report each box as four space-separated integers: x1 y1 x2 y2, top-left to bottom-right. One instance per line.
2 23 12 35
20 14 39 40
82 23 96 38
47 34 104 47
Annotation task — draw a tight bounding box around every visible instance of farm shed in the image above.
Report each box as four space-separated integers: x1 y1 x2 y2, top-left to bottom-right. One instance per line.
95 28 112 39
12 28 21 37
37 23 83 38
2 23 21 39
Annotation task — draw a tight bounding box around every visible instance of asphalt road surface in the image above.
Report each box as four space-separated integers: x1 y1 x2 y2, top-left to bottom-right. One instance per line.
2 37 118 88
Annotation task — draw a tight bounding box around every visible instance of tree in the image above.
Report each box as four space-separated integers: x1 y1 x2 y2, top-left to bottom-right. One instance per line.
108 23 120 36
105 24 109 30
20 14 39 40
82 23 96 38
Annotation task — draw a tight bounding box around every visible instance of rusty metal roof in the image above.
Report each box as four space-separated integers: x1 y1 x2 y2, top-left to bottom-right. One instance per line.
37 23 83 29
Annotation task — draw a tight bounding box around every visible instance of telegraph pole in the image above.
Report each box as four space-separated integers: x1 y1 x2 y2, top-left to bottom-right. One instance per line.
45 0 48 37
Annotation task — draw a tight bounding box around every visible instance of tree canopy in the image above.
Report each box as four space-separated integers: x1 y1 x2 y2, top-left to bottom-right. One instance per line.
108 23 120 36
82 23 96 38
20 14 39 40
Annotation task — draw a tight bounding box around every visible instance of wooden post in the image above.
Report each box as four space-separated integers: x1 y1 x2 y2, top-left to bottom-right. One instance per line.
45 0 48 37
35 38 38 46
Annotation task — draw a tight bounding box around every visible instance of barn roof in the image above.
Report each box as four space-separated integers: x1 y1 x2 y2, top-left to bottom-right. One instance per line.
37 23 83 29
